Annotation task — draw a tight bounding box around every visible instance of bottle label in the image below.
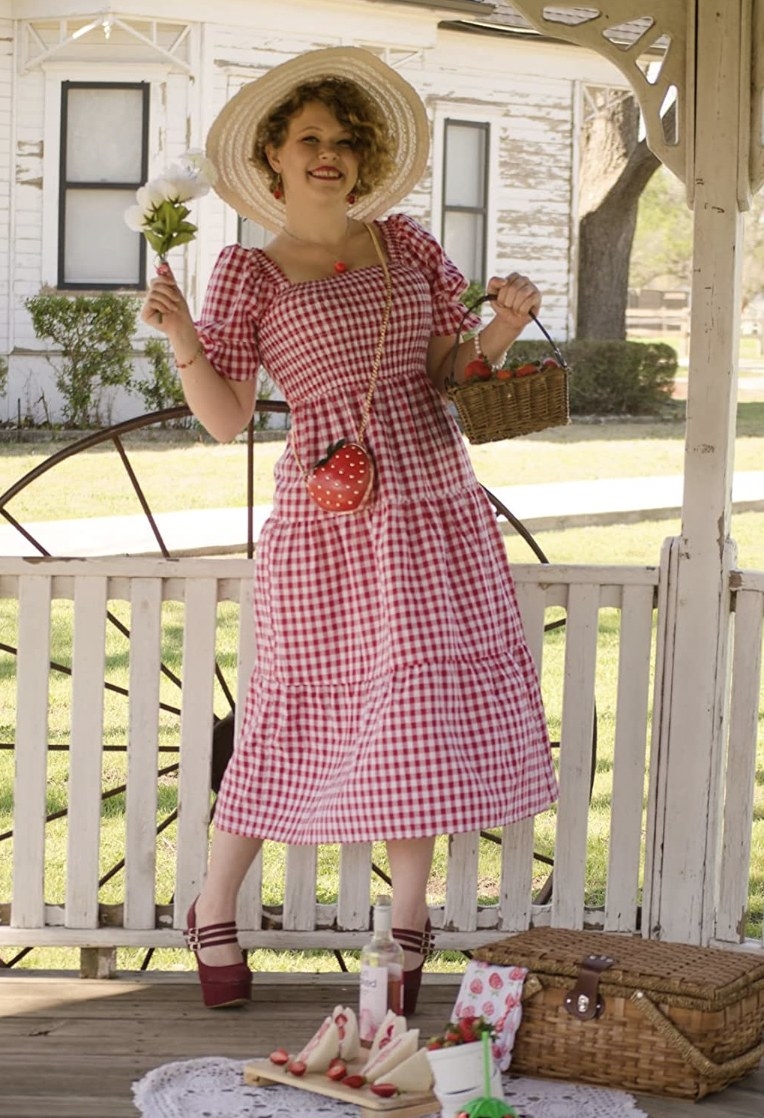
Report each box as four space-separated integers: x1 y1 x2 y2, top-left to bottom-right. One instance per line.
359 964 401 1042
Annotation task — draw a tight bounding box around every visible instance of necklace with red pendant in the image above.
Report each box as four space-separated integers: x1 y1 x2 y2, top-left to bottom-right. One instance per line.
282 224 350 274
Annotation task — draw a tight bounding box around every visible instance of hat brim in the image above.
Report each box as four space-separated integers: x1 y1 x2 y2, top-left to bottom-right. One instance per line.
206 47 430 233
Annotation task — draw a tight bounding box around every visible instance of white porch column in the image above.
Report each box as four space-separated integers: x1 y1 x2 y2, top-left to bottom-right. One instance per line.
511 0 753 945
643 1 747 943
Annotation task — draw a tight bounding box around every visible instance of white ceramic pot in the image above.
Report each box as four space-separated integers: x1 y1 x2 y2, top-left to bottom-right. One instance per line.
426 1043 504 1117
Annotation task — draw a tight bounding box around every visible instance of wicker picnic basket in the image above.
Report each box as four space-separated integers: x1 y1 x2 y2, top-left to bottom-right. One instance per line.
447 300 570 444
475 928 764 1100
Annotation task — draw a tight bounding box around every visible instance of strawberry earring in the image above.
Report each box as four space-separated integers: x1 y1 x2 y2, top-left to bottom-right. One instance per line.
346 191 356 206
272 175 283 201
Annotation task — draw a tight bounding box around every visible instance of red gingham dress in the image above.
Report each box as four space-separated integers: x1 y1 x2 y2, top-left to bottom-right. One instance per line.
197 213 558 843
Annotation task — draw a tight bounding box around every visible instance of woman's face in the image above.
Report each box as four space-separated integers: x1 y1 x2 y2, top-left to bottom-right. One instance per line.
266 100 360 206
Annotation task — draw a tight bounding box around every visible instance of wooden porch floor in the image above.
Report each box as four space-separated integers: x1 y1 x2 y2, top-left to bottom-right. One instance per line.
1 973 762 1118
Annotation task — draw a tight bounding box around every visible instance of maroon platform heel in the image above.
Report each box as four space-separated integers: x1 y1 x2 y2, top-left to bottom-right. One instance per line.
393 920 434 1016
184 899 252 1009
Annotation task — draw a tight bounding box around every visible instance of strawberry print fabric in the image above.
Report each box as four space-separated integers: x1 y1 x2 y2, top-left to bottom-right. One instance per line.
452 960 527 1070
199 213 558 843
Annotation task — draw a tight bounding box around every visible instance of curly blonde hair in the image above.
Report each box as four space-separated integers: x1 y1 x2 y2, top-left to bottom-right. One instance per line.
252 77 395 199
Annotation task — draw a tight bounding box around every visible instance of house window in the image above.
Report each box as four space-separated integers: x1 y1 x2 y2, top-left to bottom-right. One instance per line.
441 120 489 285
59 82 149 289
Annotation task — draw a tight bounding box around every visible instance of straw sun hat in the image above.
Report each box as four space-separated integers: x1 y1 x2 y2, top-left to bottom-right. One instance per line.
206 47 430 233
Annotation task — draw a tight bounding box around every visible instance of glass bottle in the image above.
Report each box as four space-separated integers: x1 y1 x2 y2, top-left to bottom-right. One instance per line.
358 894 404 1044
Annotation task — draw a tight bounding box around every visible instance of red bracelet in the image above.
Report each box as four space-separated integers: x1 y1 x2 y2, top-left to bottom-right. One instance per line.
175 342 204 369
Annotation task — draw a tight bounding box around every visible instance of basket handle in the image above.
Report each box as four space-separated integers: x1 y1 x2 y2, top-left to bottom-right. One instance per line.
447 293 568 390
630 989 764 1081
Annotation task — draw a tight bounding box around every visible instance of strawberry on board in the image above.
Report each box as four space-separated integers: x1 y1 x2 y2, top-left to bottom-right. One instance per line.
370 1083 400 1098
288 1059 307 1076
269 1048 289 1065
341 1073 367 1089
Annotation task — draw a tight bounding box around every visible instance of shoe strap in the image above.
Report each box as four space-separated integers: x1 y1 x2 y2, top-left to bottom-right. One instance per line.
392 923 434 958
184 919 239 952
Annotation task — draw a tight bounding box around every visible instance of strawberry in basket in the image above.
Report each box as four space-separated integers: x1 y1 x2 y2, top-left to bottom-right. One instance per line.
464 359 493 381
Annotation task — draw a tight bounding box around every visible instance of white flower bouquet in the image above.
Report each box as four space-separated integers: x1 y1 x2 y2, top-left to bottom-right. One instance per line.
124 149 217 261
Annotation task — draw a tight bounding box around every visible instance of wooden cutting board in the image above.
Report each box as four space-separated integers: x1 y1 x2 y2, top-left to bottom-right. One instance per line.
243 1057 437 1118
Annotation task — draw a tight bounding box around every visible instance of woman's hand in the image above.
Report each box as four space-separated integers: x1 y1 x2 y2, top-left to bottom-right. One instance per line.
427 272 544 391
486 272 542 330
140 262 195 337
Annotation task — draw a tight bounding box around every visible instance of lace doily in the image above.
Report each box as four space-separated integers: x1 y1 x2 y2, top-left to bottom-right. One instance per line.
132 1056 650 1118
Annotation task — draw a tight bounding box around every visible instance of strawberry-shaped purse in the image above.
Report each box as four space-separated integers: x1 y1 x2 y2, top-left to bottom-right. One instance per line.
292 223 391 515
305 439 375 513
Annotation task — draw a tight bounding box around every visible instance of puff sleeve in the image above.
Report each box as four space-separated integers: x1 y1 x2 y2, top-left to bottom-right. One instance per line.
195 244 265 381
385 213 481 336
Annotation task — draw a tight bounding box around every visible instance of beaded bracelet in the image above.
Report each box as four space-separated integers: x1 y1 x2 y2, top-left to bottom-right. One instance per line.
473 332 507 373
175 342 204 370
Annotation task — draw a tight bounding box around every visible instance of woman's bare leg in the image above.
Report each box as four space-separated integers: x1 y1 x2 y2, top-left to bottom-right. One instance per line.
192 829 263 966
386 836 435 968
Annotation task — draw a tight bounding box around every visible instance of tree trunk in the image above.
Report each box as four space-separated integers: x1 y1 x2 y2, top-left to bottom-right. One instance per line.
576 94 666 339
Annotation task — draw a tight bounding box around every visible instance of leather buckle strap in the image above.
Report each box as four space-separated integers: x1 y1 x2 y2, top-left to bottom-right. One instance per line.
563 953 615 1021
392 923 434 958
184 919 239 953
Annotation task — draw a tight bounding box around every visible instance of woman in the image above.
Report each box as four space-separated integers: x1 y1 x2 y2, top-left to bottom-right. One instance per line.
141 47 558 1012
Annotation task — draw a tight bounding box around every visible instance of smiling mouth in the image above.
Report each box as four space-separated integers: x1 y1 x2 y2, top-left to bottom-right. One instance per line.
310 168 343 180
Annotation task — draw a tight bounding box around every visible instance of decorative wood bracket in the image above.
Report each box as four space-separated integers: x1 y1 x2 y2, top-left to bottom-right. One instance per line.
510 2 694 198
513 1 764 205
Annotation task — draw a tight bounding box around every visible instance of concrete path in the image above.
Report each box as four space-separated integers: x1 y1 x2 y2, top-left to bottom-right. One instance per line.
1 472 762 558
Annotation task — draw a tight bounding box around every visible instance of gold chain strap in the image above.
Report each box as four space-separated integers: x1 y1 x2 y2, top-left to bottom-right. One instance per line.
291 222 392 478
356 222 392 444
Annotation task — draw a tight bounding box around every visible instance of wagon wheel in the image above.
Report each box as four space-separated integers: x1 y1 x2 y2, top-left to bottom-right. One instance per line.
0 402 286 969
0 407 591 970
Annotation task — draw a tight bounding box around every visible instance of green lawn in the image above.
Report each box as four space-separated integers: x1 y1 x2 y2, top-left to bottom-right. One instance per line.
1 405 762 510
2 404 763 568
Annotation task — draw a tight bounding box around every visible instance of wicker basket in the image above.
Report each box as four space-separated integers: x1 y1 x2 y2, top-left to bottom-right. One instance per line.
447 303 570 444
448 363 569 444
474 928 764 1100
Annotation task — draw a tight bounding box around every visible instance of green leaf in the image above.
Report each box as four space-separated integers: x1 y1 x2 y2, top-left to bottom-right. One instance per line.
157 200 180 232
144 230 167 254
167 231 195 249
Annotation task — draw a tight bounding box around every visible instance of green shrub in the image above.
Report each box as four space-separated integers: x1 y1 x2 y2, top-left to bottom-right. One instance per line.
460 280 487 311
24 291 138 428
503 338 678 416
135 337 187 417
